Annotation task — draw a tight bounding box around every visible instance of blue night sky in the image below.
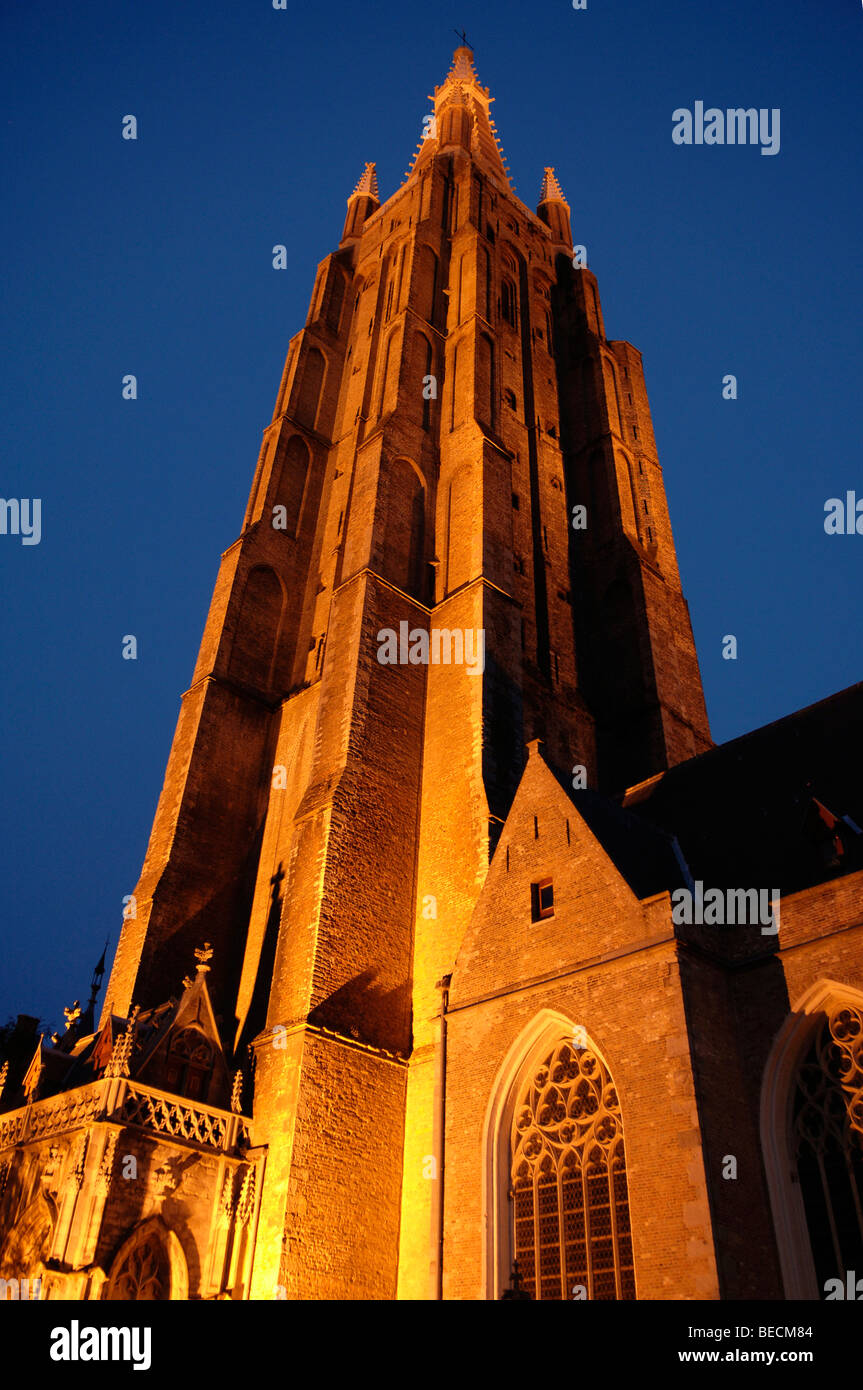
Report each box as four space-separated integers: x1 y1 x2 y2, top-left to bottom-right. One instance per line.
1 0 861 1030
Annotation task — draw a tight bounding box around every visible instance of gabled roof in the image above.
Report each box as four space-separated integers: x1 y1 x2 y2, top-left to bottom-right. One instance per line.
565 786 688 898
450 743 680 1008
619 681 863 894
134 970 224 1082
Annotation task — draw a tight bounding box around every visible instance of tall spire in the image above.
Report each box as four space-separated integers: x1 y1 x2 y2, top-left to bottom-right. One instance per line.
77 938 109 1037
405 47 514 190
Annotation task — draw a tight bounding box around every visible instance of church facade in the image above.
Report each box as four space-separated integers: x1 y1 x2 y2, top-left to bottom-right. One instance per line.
1 47 861 1302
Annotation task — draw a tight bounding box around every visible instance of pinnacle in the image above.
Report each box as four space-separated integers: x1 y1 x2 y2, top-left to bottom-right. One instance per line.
433 44 492 105
539 166 569 207
448 45 480 86
350 161 380 201
406 45 512 192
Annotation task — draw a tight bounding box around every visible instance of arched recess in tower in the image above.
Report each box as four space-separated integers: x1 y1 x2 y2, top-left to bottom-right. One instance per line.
477 333 495 432
414 243 440 329
227 564 286 692
586 446 615 545
292 346 326 430
271 434 310 539
323 264 348 334
379 455 426 601
601 350 623 437
410 329 435 432
377 328 402 419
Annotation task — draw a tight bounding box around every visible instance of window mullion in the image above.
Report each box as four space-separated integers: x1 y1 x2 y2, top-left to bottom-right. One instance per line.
582 1158 593 1300
557 1165 567 1301
608 1155 621 1301
532 1170 540 1301
817 1149 844 1273
845 1150 863 1248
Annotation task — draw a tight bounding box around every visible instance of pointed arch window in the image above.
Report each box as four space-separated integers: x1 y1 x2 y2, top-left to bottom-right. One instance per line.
165 1027 213 1101
510 1038 635 1300
105 1219 188 1301
109 1228 171 1300
791 1005 863 1289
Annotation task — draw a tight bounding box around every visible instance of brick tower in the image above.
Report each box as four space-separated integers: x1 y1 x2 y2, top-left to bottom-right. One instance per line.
0 47 714 1301
97 46 710 1298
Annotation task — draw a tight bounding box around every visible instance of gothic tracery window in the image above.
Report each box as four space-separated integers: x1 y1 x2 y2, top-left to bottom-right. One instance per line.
792 1005 863 1288
108 1228 171 1300
165 1027 213 1101
510 1038 635 1300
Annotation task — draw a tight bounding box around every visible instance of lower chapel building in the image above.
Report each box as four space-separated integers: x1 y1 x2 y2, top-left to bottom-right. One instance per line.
1 48 862 1301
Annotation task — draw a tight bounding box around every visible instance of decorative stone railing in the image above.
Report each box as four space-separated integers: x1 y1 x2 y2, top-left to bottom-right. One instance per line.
0 1078 249 1154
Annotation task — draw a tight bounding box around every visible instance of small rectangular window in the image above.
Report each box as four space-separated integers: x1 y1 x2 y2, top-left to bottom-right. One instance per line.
531 878 554 921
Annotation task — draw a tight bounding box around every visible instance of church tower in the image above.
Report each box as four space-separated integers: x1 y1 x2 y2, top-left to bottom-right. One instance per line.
93 47 711 1298
4 45 862 1310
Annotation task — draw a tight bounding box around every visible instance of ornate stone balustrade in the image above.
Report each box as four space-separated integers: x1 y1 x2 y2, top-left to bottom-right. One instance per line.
0 1078 249 1154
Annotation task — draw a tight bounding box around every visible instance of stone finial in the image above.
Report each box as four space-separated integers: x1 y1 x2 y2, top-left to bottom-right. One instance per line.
539 166 569 207
220 1168 236 1218
237 1166 256 1225
97 1131 118 1192
63 1000 82 1031
0 1060 8 1101
70 1133 89 1190
194 942 214 975
231 1069 243 1114
105 1005 140 1079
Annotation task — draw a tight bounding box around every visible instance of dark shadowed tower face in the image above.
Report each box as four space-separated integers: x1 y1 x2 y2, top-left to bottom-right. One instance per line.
100 46 711 1300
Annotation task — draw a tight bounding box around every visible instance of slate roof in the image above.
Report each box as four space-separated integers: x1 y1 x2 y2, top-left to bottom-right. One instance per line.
540 682 863 902
617 681 863 896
